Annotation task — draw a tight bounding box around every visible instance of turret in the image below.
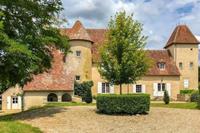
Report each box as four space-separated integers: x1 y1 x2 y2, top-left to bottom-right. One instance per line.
164 25 199 89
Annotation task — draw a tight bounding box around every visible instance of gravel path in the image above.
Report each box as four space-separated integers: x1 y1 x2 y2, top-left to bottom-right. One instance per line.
20 106 200 133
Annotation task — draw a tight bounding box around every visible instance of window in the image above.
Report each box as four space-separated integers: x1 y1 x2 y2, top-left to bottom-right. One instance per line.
184 79 189 88
75 75 80 81
189 62 193 69
102 83 110 93
76 50 81 57
136 85 142 93
158 62 165 70
179 62 183 69
157 83 165 91
12 97 18 104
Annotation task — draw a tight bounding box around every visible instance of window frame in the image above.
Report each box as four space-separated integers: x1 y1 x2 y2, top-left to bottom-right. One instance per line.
102 82 110 94
189 62 193 70
12 97 18 104
179 62 183 70
75 75 80 81
75 50 81 57
158 62 166 70
136 85 142 93
157 83 166 92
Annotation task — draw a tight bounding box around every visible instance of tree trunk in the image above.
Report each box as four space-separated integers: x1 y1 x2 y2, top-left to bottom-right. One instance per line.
120 84 122 95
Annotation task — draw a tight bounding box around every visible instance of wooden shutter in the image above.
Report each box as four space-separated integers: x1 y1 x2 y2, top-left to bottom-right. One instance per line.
110 84 114 94
133 84 136 93
7 96 11 110
166 83 171 96
153 83 157 96
97 82 102 94
142 85 146 93
18 96 22 109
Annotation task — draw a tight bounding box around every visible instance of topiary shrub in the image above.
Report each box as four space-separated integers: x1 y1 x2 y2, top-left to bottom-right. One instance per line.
163 90 170 104
83 87 92 103
190 90 199 102
96 94 150 115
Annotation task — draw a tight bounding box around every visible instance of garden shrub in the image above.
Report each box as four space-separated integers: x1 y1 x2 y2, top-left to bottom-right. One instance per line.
163 90 170 104
96 94 150 115
190 90 199 102
74 81 93 103
83 87 93 103
180 89 195 95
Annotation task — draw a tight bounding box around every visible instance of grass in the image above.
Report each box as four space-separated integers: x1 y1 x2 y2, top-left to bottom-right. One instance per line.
0 121 42 133
45 101 95 107
151 102 198 109
0 101 95 133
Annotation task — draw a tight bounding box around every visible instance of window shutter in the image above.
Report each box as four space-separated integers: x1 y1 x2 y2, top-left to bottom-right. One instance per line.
133 84 136 93
97 82 102 93
7 96 11 110
166 83 171 96
153 83 157 96
142 85 146 93
18 96 22 109
110 84 114 94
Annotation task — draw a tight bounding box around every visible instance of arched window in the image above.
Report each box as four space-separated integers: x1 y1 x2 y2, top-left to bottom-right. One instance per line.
62 93 72 102
47 93 58 102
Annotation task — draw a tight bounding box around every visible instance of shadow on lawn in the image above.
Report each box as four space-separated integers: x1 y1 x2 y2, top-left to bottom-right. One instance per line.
0 106 67 121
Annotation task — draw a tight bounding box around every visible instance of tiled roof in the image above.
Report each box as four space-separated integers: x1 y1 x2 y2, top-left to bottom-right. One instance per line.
61 20 182 76
165 25 199 48
24 49 74 91
60 20 93 42
146 50 180 76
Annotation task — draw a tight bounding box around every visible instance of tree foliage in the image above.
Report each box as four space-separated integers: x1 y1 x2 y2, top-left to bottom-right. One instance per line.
98 11 150 94
74 81 93 103
0 0 69 92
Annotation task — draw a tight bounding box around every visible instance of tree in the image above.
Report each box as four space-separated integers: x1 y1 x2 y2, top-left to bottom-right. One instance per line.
98 11 150 94
163 90 170 104
0 0 69 92
74 81 93 103
83 87 93 103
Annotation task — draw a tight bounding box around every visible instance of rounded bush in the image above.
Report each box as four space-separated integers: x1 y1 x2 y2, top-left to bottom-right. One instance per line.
191 90 199 102
96 94 150 115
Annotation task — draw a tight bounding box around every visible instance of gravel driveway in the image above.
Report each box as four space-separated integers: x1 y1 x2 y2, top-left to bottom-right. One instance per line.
19 106 200 133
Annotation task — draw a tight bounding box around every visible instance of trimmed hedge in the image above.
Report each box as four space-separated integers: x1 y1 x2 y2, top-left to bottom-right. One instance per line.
180 89 195 95
96 94 150 115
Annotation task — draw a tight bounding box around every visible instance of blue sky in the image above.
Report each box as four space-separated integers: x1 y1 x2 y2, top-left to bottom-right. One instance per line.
61 0 200 49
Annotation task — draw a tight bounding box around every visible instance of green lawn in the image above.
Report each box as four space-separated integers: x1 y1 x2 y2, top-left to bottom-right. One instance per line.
0 121 41 133
0 102 95 133
151 102 198 109
45 101 95 107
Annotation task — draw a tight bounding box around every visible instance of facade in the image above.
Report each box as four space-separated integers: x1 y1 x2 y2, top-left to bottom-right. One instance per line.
1 20 199 111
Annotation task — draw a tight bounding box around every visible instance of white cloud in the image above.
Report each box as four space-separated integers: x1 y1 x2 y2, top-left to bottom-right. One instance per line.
61 0 200 49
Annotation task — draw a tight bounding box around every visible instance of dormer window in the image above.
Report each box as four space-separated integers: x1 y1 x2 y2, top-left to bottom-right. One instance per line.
158 62 165 70
76 50 81 57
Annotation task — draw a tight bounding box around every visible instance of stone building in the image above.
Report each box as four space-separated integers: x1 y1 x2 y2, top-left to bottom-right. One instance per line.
1 20 199 110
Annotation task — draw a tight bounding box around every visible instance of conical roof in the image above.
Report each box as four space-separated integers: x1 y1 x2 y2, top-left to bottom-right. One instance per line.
164 25 199 48
67 20 93 42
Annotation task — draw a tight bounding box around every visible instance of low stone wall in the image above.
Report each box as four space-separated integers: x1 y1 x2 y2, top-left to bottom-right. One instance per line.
177 94 190 102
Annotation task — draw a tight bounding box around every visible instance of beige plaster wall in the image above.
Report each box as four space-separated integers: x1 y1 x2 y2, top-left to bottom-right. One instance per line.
167 44 198 89
1 85 22 110
67 40 92 82
92 66 180 100
23 91 73 110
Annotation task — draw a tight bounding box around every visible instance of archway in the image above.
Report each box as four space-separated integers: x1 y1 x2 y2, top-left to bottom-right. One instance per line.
62 93 72 102
47 93 58 102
